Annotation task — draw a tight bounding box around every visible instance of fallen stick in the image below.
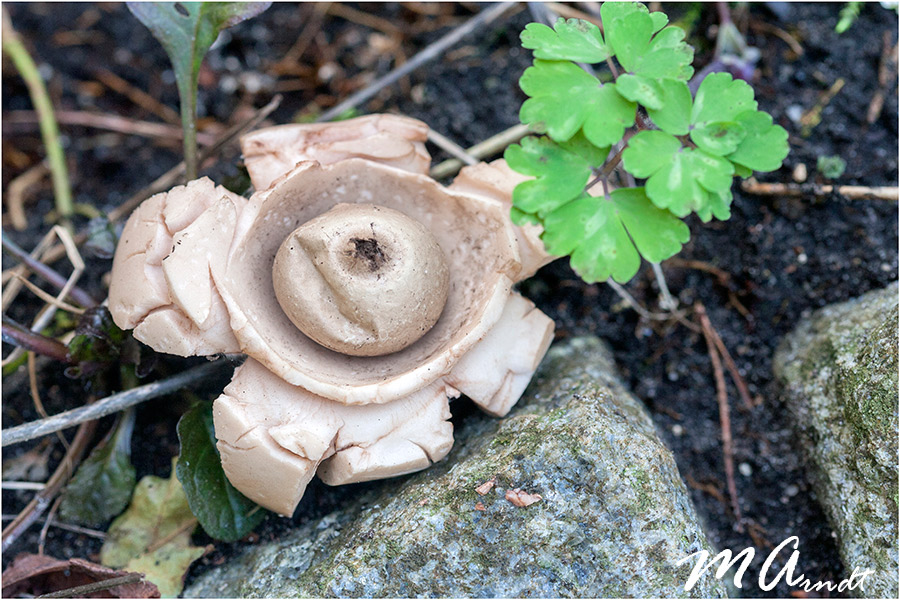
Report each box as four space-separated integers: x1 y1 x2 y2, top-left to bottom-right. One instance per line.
317 2 515 122
430 123 530 179
741 178 898 201
1 359 229 447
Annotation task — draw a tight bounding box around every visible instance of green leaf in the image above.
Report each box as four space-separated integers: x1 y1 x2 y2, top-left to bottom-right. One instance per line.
695 188 733 223
691 121 746 156
726 110 790 172
521 18 609 63
691 72 757 124
688 72 757 155
505 134 607 216
542 193 640 282
646 79 692 134
599 1 646 22
540 186 689 283
176 401 267 542
511 206 541 226
59 411 136 528
605 11 694 81
622 130 734 217
127 2 271 180
620 130 681 178
615 74 664 110
520 60 635 144
613 187 691 262
100 460 205 598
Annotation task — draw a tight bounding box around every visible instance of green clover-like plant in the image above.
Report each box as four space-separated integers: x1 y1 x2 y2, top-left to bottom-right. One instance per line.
506 1 789 284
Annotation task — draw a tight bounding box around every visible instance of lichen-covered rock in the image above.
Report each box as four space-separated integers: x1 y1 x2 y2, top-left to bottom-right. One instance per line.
774 283 899 598
185 337 725 598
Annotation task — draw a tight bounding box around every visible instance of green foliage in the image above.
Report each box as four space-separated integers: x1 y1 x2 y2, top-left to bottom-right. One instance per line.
176 401 267 542
59 411 136 528
127 2 271 180
508 2 789 283
835 2 862 34
817 155 847 179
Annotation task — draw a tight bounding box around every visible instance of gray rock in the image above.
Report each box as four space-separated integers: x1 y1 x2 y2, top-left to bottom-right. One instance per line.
774 283 899 598
186 337 725 598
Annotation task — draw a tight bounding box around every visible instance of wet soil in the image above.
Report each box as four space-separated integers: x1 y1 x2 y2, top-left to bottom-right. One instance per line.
2 3 897 598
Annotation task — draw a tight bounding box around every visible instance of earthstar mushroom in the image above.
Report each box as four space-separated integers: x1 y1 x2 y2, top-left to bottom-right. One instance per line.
108 114 556 516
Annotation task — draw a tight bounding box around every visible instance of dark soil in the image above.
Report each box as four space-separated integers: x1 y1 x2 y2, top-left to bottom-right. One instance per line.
2 3 897 598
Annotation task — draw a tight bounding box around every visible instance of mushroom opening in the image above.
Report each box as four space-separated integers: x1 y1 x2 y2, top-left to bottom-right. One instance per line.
349 237 387 272
271 202 451 357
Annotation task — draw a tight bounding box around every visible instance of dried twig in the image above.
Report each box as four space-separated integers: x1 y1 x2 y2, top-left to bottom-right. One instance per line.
93 67 181 125
29 351 70 450
2 226 88 368
800 78 845 137
867 31 897 124
1 420 96 552
5 110 217 146
2 359 229 447
107 94 283 224
2 8 73 224
14 95 283 271
430 123 531 179
270 3 331 74
37 573 146 599
38 497 62 555
696 302 743 529
12 274 85 314
426 129 479 166
741 178 899 201
748 18 804 57
318 2 515 122
705 322 755 411
4 162 49 231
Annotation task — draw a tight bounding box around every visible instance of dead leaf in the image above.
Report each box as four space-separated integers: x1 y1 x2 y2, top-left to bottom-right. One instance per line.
100 459 204 597
2 440 51 482
474 477 496 496
1 553 159 598
474 502 486 511
505 488 542 507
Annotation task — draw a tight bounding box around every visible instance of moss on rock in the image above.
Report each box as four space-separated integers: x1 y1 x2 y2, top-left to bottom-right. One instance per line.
774 282 899 598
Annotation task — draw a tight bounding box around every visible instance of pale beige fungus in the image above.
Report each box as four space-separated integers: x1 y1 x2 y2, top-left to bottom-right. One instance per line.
272 203 450 356
107 114 557 516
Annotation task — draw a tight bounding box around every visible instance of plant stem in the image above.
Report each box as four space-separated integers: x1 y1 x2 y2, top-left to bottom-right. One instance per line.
1 316 72 364
1 8 73 227
178 76 198 181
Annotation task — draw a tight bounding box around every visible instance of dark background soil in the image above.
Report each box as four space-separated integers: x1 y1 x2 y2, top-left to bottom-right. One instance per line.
2 3 897 598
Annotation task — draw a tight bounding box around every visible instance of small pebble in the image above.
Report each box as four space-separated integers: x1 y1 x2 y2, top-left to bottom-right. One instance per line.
792 163 808 183
786 104 804 123
798 253 808 264
672 424 684 437
785 484 799 497
738 462 753 477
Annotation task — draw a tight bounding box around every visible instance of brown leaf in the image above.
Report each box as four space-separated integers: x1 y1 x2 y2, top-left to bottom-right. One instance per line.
474 477 496 496
474 502 486 511
1 553 160 598
505 488 543 507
